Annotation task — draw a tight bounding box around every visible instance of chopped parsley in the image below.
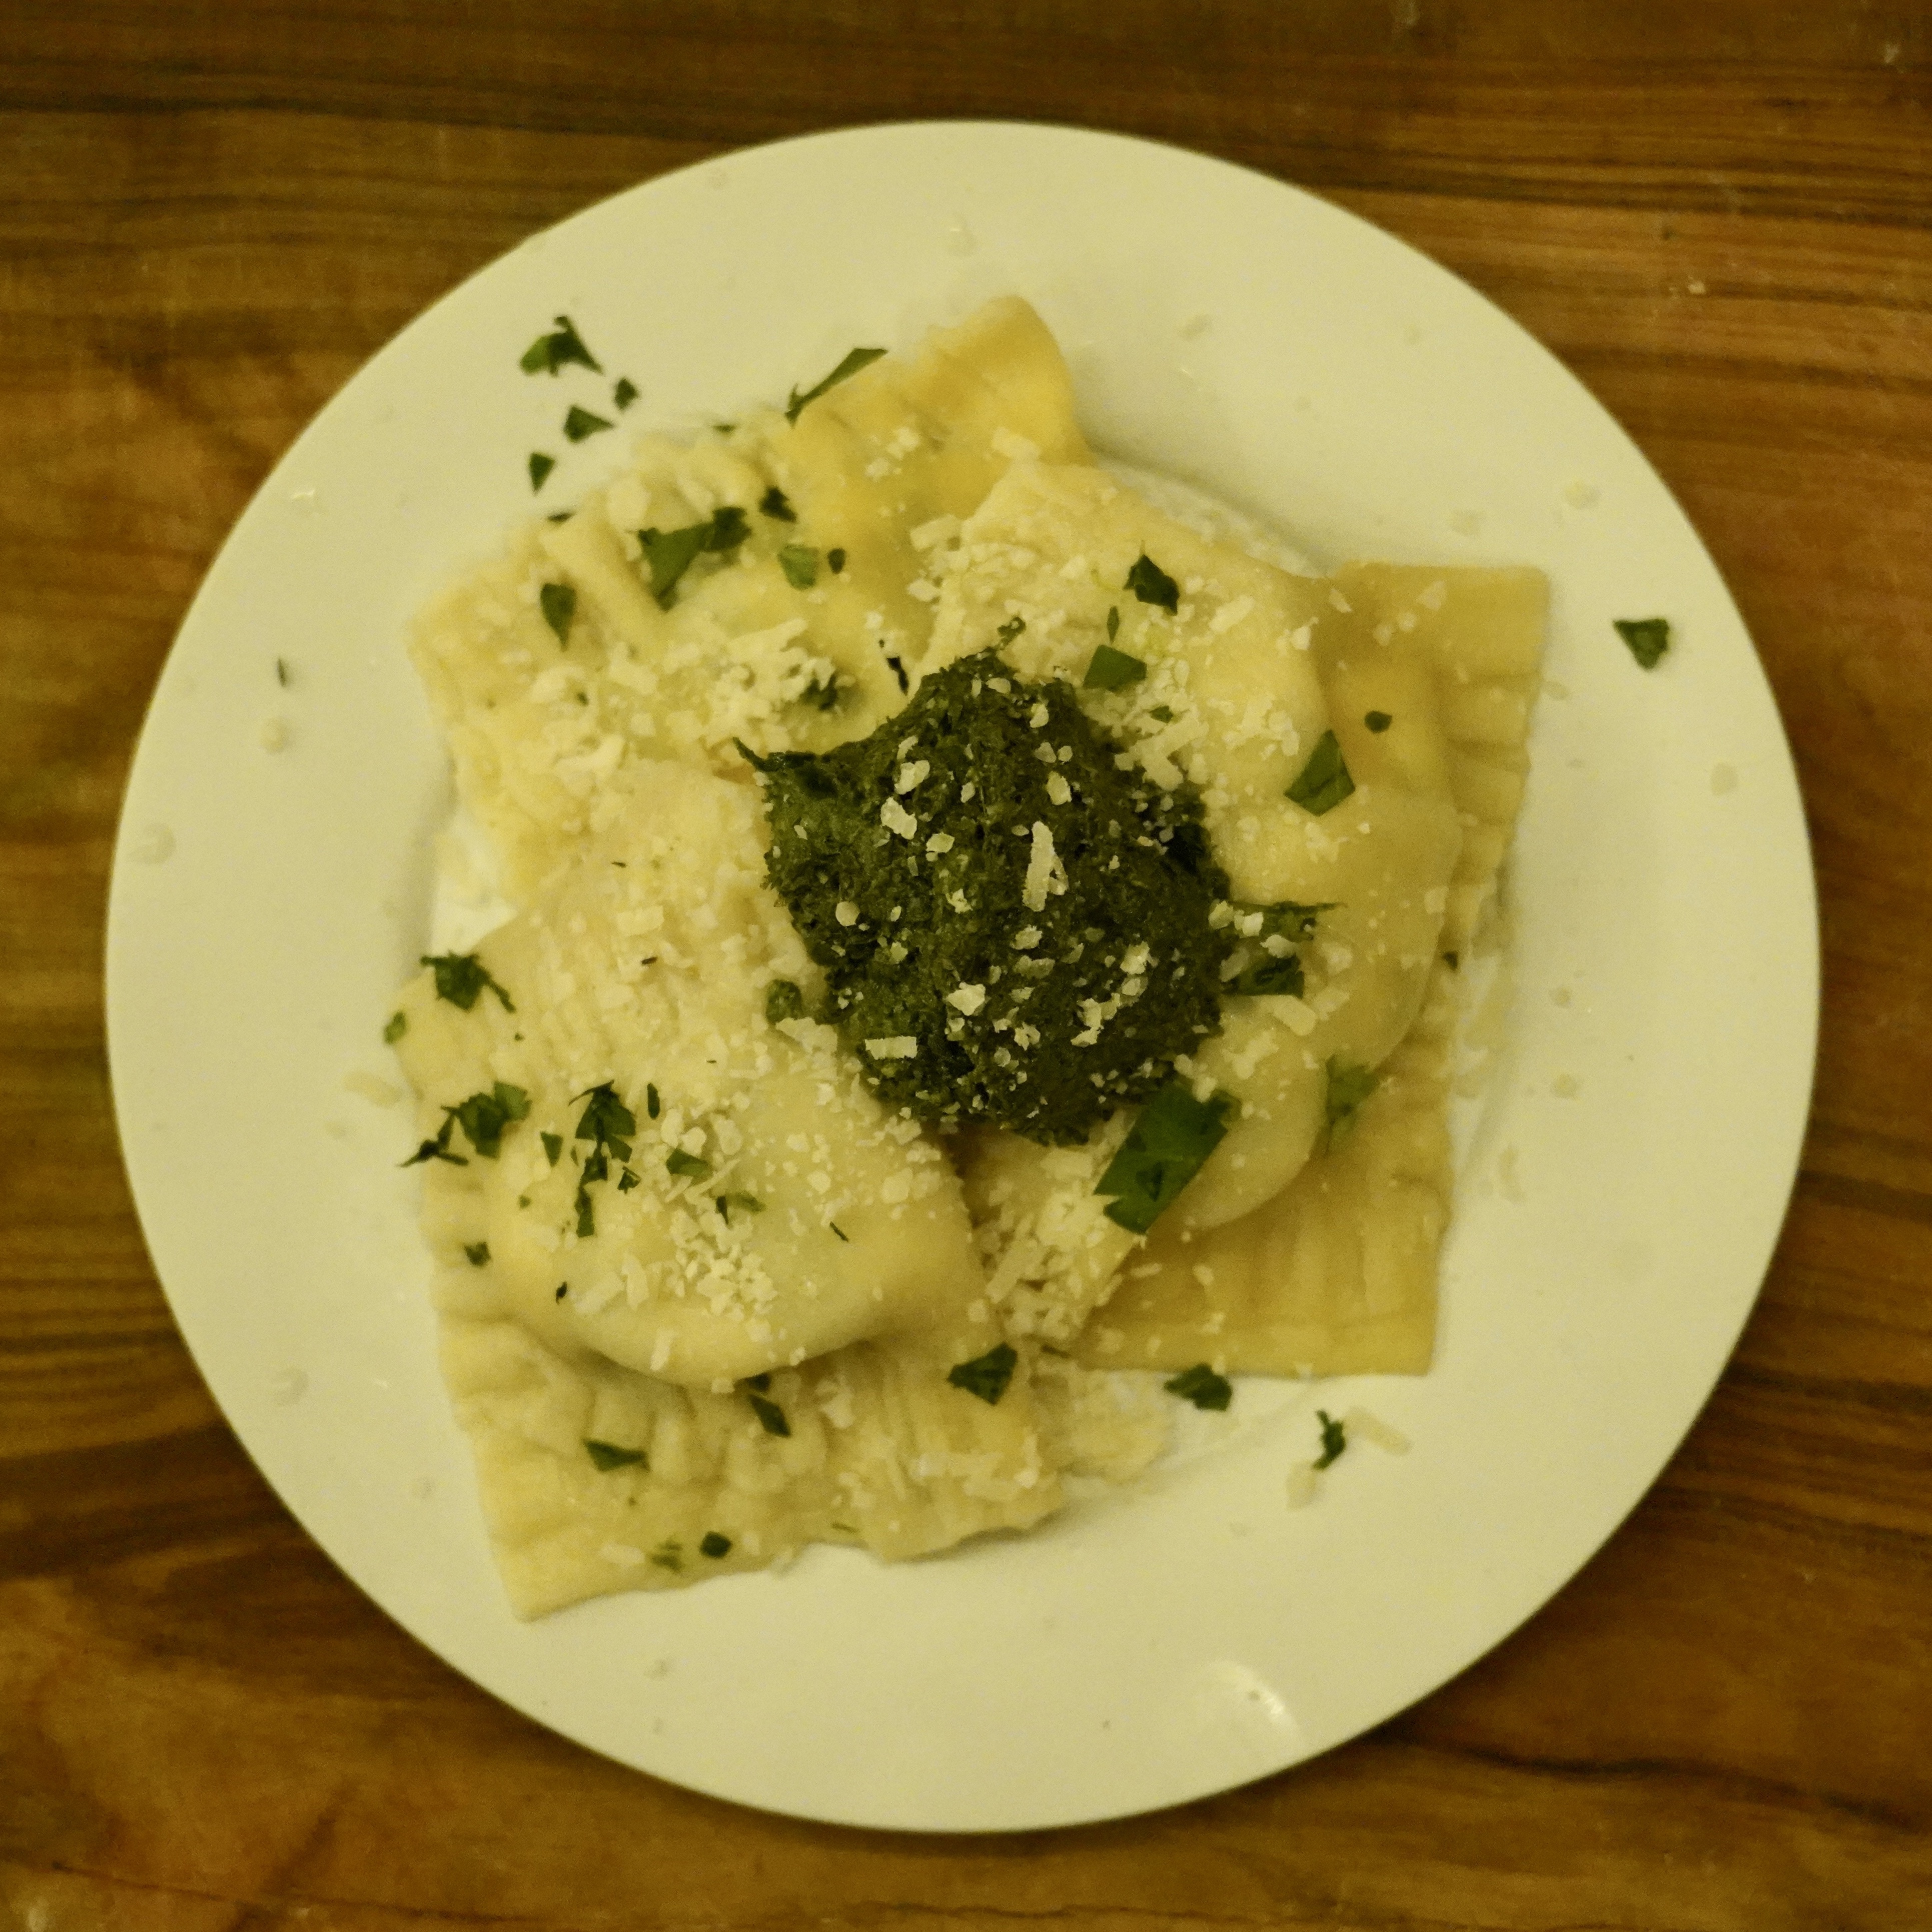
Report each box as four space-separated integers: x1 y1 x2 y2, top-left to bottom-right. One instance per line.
463 1241 490 1267
1364 710 1392 733
759 484 797 522
612 376 638 411
584 1439 647 1471
1094 1081 1235 1233
784 345 887 424
421 951 515 1013
520 316 600 377
639 507 749 607
540 1131 563 1166
1615 616 1671 669
742 649 1234 1145
765 979 806 1025
1106 606 1120 643
715 1192 764 1223
1324 1058 1379 1151
1083 643 1146 691
447 1083 530 1159
529 452 557 495
827 547 846 574
275 657 290 687
572 1082 638 1237
778 543 819 589
402 1116 466 1167
1228 951 1305 998
747 1391 790 1437
699 1531 732 1558
997 616 1026 645
1286 731 1355 816
946 1342 1017 1406
1314 1409 1348 1469
383 1011 407 1045
562 405 612 443
1125 552 1180 614
645 1083 660 1120
665 1148 712 1181
829 1222 849 1242
539 582 576 647
1164 1363 1233 1411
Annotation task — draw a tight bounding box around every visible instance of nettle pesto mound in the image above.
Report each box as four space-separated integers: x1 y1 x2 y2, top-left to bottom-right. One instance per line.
745 648 1233 1145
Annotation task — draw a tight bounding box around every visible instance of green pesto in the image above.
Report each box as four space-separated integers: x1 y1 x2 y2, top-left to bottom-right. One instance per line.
742 649 1234 1146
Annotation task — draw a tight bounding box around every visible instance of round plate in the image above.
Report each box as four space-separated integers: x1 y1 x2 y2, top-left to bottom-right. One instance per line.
106 122 1817 1832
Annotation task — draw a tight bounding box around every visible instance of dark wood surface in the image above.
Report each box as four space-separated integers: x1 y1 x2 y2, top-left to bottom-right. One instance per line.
5 5 1930 1926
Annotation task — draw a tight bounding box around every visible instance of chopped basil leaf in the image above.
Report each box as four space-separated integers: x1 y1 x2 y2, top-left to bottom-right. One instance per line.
383 1011 407 1044
759 484 797 522
541 1131 562 1166
829 1222 849 1242
1314 1409 1348 1469
545 509 573 523
946 1342 1017 1406
612 376 638 411
1150 704 1174 722
1164 1363 1233 1411
616 1167 640 1192
1083 643 1147 691
826 547 846 574
572 1082 638 1237
562 405 612 443
539 582 576 647
554 1281 567 1299
715 1192 764 1223
584 1439 647 1471
463 1242 490 1267
1106 606 1120 643
1364 710 1393 733
778 543 819 589
700 1531 732 1558
1286 731 1355 816
421 951 515 1013
1229 951 1305 998
747 1391 790 1437
784 345 887 424
1615 616 1671 669
521 315 601 377
1125 552 1180 614
646 1083 660 1119
666 1149 712 1181
449 1082 530 1160
639 507 746 606
996 616 1026 644
765 979 805 1025
706 505 750 552
1324 1058 1379 1151
1095 1081 1234 1233
528 452 555 492
401 1114 467 1168
650 1539 683 1573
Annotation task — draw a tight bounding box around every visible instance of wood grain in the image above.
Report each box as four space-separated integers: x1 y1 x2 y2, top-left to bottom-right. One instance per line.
4 4 1930 1927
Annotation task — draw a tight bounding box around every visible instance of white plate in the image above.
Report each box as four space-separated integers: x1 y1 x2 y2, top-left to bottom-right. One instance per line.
106 123 1817 1832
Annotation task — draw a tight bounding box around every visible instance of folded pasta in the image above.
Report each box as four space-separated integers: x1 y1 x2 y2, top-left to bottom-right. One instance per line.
392 297 1543 1613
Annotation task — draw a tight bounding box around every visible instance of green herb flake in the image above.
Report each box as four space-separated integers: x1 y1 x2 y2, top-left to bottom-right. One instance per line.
528 452 555 492
612 376 638 411
383 1011 407 1045
1443 950 1459 970
639 523 709 605
401 1115 467 1168
521 315 601 377
1125 553 1180 614
1164 1363 1233 1412
1615 616 1671 669
1230 951 1305 998
616 1167 640 1192
545 509 573 523
747 1391 790 1437
829 1222 849 1242
553 1281 566 1299
765 979 805 1025
716 1192 765 1223
1083 643 1147 691
646 1083 660 1120
801 673 840 712
666 1148 712 1181
1324 1058 1380 1151
448 1082 530 1160
1286 731 1355 816
1095 1082 1235 1234
784 345 887 424
1364 710 1393 733
946 1342 1017 1406
699 1531 732 1559
421 951 515 1013
996 616 1026 645
778 544 819 589
563 406 612 443
541 1131 563 1167
585 1438 646 1472
1106 606 1120 643
827 547 846 574
1314 1409 1348 1469
540 582 576 647
707 505 750 553
571 1082 638 1237
463 1241 490 1267
275 657 290 687
759 484 797 522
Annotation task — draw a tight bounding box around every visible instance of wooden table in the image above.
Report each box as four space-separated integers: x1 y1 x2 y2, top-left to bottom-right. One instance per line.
6 5 1929 1926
